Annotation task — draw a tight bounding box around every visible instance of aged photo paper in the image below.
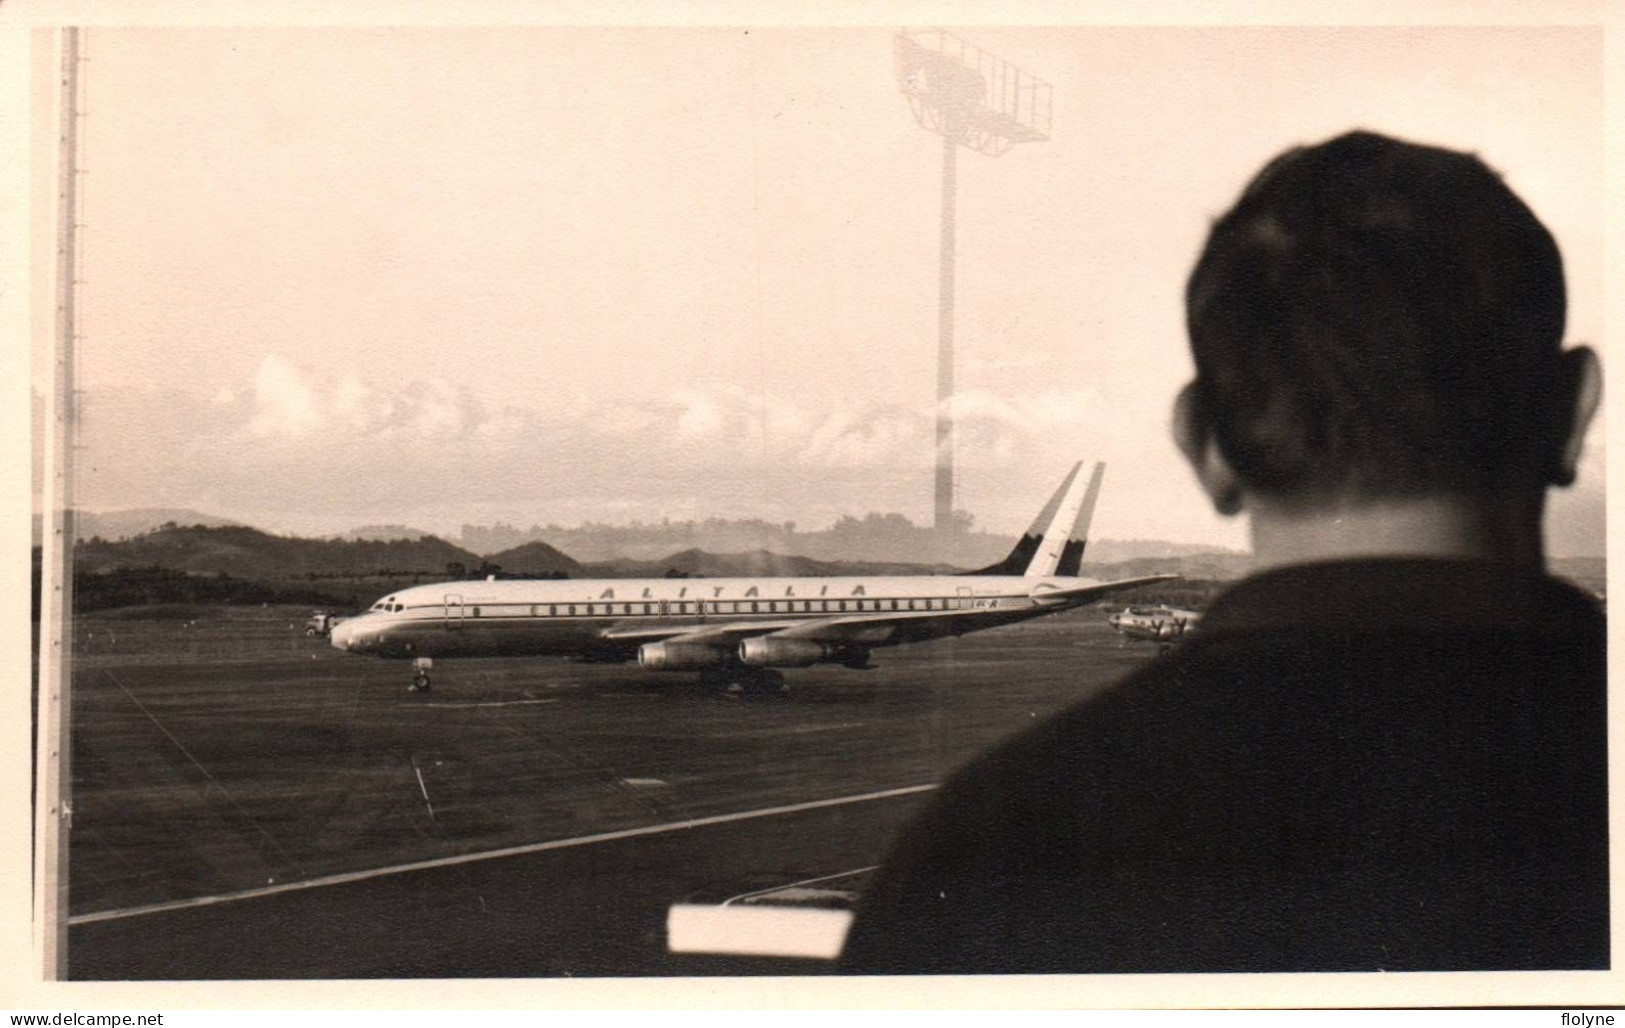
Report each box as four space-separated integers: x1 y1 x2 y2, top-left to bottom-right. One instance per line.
5 0 1620 1012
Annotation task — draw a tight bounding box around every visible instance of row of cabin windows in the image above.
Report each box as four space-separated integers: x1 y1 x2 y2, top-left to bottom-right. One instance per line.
442 596 979 619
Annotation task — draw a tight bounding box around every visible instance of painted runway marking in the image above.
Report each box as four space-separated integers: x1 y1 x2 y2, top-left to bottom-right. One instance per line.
409 755 435 821
721 865 878 907
67 782 939 926
102 670 306 879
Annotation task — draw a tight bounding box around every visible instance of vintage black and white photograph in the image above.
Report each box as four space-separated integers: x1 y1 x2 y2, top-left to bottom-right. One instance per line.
19 2 1614 1008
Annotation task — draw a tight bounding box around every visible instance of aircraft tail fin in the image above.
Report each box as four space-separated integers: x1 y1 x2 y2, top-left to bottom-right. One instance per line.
959 462 1081 577
1027 462 1105 579
1054 462 1106 577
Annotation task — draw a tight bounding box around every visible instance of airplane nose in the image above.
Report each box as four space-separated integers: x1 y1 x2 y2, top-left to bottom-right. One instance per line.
330 619 356 651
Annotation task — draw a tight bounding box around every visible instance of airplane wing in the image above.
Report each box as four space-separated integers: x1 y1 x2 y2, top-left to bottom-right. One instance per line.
1028 574 1179 605
767 608 969 644
758 574 1174 643
599 619 806 645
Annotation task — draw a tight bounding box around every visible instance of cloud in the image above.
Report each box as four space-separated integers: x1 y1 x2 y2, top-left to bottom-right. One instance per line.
670 389 726 440
182 355 1106 476
63 357 1605 554
70 356 1114 528
330 374 392 434
801 405 928 467
794 388 1101 471
246 353 321 437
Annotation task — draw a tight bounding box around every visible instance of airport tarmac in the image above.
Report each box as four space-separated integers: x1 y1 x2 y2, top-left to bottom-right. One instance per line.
65 604 1157 978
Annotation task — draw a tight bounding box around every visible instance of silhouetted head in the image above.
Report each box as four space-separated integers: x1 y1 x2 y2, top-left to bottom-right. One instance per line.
1177 130 1597 520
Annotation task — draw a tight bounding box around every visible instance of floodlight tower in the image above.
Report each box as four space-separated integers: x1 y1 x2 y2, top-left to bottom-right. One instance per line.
894 30 1052 541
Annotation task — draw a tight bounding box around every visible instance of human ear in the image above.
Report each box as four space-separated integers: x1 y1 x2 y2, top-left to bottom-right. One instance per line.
1552 346 1601 487
1173 382 1244 516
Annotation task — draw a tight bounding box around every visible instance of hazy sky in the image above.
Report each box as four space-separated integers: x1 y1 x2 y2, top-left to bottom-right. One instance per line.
31 22 1606 552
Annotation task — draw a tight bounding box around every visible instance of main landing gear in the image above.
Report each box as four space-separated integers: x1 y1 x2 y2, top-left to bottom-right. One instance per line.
409 657 434 692
699 666 790 696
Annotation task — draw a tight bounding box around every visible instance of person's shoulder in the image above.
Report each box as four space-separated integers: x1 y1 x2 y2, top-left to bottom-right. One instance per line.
838 656 1199 972
1529 568 1607 630
1192 558 1604 641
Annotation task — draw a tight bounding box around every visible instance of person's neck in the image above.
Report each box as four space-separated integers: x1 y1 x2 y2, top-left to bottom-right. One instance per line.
1246 492 1547 573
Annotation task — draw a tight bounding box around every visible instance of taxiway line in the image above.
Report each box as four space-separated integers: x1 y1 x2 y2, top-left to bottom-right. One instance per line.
410 755 435 821
67 782 939 927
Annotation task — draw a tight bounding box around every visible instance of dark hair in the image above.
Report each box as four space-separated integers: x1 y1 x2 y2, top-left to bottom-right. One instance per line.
1185 130 1568 501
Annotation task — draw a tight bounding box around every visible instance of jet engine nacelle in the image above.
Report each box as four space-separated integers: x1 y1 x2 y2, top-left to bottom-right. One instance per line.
638 641 728 670
738 636 834 668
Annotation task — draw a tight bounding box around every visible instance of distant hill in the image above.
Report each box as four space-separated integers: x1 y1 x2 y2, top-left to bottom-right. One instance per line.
1083 539 1243 564
487 541 584 577
65 525 1238 587
337 524 438 542
53 520 1606 615
32 508 242 545
1082 552 1255 582
578 548 946 579
75 524 482 579
454 511 1251 569
31 547 352 617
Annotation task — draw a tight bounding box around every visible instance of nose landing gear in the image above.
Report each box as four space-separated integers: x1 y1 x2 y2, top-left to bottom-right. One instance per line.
410 657 434 692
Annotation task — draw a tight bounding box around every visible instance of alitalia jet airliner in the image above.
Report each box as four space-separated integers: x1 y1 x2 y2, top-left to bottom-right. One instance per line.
331 463 1173 691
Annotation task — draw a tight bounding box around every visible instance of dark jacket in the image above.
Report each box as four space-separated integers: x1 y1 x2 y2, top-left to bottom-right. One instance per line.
841 560 1609 974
